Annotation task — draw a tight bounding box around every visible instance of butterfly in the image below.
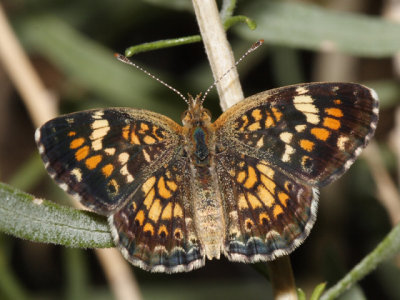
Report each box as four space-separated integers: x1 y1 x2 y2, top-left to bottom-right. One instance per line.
36 77 378 273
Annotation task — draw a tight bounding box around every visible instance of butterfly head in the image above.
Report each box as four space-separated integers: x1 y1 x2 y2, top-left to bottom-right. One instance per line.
181 94 212 127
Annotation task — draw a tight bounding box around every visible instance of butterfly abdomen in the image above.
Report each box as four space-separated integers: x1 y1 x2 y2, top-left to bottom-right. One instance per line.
189 158 225 260
184 121 225 260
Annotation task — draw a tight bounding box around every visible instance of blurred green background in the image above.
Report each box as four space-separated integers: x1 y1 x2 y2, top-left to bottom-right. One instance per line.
1 0 400 299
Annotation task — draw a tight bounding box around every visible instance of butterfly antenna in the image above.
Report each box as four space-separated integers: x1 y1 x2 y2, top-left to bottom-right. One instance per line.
114 53 190 105
200 39 264 104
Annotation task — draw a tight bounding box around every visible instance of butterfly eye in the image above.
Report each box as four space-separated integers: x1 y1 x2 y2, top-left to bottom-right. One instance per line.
201 109 212 120
181 110 192 123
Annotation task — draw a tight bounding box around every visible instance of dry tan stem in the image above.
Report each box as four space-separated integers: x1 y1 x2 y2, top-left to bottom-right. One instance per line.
192 1 297 299
312 0 362 81
0 4 57 125
363 142 400 225
382 0 400 76
96 248 143 300
192 0 244 109
267 257 298 300
0 4 142 300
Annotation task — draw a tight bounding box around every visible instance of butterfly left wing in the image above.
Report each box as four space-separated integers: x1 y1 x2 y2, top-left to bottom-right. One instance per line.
213 82 378 187
110 155 205 272
213 82 378 261
215 150 317 262
36 108 205 272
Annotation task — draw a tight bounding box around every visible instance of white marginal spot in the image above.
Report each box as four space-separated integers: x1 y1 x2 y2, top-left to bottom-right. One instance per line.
118 152 129 164
293 95 320 125
337 135 349 151
295 86 308 95
368 87 379 101
104 148 116 155
281 144 295 162
59 183 69 192
295 124 306 132
154 245 167 253
93 111 104 120
354 147 363 157
34 129 41 143
279 132 293 144
38 144 45 155
33 198 43 205
66 118 74 124
71 168 83 182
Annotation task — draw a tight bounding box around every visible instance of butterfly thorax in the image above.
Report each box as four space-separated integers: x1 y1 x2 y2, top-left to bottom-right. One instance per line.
181 94 214 165
182 94 225 260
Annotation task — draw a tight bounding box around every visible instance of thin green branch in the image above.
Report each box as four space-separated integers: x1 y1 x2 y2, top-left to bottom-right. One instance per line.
125 35 201 56
320 223 400 300
220 0 237 22
223 15 257 31
0 182 113 248
124 14 256 57
310 282 327 300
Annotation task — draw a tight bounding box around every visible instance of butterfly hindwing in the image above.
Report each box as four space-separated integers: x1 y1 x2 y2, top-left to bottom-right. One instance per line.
110 155 204 272
216 150 317 261
36 108 183 215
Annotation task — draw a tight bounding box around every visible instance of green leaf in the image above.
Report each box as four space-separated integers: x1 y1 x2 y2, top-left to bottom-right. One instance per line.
237 0 400 57
310 282 327 300
0 182 113 248
297 288 306 300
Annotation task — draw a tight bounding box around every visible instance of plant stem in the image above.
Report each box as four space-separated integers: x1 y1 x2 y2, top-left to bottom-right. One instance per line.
0 3 57 125
192 0 244 110
192 1 297 299
267 256 298 300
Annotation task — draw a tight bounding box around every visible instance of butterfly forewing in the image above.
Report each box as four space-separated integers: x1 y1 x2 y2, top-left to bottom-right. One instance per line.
36 108 183 215
214 82 379 187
